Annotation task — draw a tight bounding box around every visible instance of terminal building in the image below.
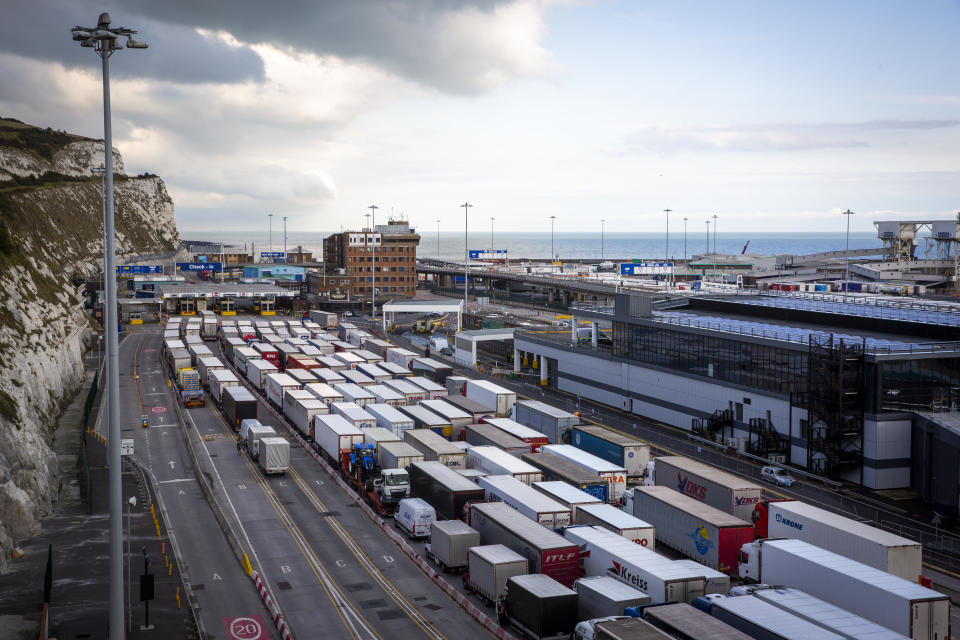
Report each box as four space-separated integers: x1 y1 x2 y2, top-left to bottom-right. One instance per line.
514 292 960 506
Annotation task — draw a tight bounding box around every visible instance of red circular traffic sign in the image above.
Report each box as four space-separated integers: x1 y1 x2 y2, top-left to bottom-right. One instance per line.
150 406 167 414
223 616 265 640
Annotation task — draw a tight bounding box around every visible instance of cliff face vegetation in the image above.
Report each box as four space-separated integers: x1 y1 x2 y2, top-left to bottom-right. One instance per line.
0 117 180 571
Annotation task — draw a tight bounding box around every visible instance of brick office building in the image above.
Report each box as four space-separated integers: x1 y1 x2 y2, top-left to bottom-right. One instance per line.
309 219 420 305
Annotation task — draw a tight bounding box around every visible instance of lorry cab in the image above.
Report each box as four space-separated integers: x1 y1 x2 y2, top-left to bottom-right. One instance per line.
381 468 411 503
395 498 436 539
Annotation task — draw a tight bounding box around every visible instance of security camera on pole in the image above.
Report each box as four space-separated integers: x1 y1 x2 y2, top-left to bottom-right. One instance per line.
70 13 147 635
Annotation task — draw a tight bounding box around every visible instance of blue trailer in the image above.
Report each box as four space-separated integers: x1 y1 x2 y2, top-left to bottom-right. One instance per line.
571 425 650 478
521 451 608 503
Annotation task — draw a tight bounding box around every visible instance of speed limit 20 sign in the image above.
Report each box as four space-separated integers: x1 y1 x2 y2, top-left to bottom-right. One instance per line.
223 615 266 640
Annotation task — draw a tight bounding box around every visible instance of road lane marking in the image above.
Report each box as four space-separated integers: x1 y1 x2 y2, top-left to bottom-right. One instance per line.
157 478 193 484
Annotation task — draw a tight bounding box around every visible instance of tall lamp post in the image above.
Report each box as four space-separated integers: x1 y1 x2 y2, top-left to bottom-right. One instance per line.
282 216 287 262
682 217 688 262
461 203 472 314
549 215 557 269
268 213 273 262
368 204 378 318
842 209 855 296
490 217 495 252
712 214 719 281
664 209 672 286
600 219 605 262
70 13 147 636
436 219 440 259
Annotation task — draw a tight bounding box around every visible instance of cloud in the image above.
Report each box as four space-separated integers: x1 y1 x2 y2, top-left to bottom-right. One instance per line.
625 119 960 153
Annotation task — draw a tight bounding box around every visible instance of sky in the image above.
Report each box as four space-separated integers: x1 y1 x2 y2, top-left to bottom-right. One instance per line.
1 0 958 235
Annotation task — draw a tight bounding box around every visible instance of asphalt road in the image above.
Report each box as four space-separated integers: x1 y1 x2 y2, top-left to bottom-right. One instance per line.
177 333 490 640
112 328 281 639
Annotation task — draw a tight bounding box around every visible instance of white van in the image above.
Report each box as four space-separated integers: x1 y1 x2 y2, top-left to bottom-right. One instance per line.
394 498 436 540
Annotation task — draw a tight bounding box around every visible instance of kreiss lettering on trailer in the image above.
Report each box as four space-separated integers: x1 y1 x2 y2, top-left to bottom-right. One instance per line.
608 561 648 592
774 513 803 531
676 473 707 500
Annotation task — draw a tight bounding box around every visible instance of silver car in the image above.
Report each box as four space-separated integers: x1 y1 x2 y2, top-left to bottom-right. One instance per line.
761 466 796 487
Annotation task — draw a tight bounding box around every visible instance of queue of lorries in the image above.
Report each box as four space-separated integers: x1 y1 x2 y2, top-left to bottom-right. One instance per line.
160 314 947 640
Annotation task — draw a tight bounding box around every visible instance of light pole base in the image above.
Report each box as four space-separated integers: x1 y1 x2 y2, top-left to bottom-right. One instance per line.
140 624 155 630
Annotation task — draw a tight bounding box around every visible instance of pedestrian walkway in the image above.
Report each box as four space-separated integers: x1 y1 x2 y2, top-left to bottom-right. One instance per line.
0 354 196 639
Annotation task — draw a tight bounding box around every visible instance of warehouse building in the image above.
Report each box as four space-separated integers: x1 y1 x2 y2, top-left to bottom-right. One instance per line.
514 292 960 495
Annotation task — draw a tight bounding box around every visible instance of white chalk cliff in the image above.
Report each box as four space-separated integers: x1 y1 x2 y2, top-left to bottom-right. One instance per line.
0 118 179 571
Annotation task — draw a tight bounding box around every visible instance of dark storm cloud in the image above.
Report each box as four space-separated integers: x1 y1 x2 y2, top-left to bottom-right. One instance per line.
0 0 265 84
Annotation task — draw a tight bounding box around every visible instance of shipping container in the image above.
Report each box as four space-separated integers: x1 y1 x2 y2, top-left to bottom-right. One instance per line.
543 445 628 504
378 361 412 378
420 400 472 434
222 386 258 429
408 461 485 520
188 344 214 367
264 372 302 411
513 399 580 445
441 394 495 422
355 362 391 383
533 481 603 519
244 424 277 460
386 347 419 369
483 417 548 452
337 321 356 340
564 525 706 604
222 337 246 364
411 358 454 384
585 617 672 640
333 347 362 365
252 343 280 367
311 368 346 386
632 486 753 572
751 587 910 640
764 500 922 581
330 401 377 429
505 574 578 640
575 503 656 547
197 356 227 389
672 560 730 595
352 348 383 363
427 520 481 573
403 429 466 469
362 338 393 359
340 369 375 387
258 437 290 475
283 390 328 438
364 403 415 435
284 367 317 386
347 330 371 348
317 355 348 371
522 452 609 503
361 426 401 460
574 576 651 621
446 375 471 396
699 594 845 640
398 405 452 439
571 425 650 478
245 359 278 392
367 384 406 407
467 544 528 604
209 368 240 406
166 347 192 374
307 310 338 329
313 413 366 463
332 383 375 407
465 423 530 457
468 446 544 485
382 378 428 403
738 539 949 640
469 501 580 587
477 474 572 529
407 376 447 400
458 468 487 481
465 380 516 417
302 382 344 407
651 457 761 522
378 441 425 470
642 602 752 640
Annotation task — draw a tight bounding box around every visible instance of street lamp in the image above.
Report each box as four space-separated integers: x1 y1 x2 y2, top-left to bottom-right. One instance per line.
842 209 855 295
71 13 147 636
549 215 557 269
712 214 719 281
368 204 378 318
664 209 672 287
682 217 688 262
282 216 287 262
490 217 495 252
127 496 137 632
600 219 605 262
436 219 440 259
268 213 273 262
461 203 472 315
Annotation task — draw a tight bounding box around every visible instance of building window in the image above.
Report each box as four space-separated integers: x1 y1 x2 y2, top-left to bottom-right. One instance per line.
735 402 743 422
799 419 809 440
